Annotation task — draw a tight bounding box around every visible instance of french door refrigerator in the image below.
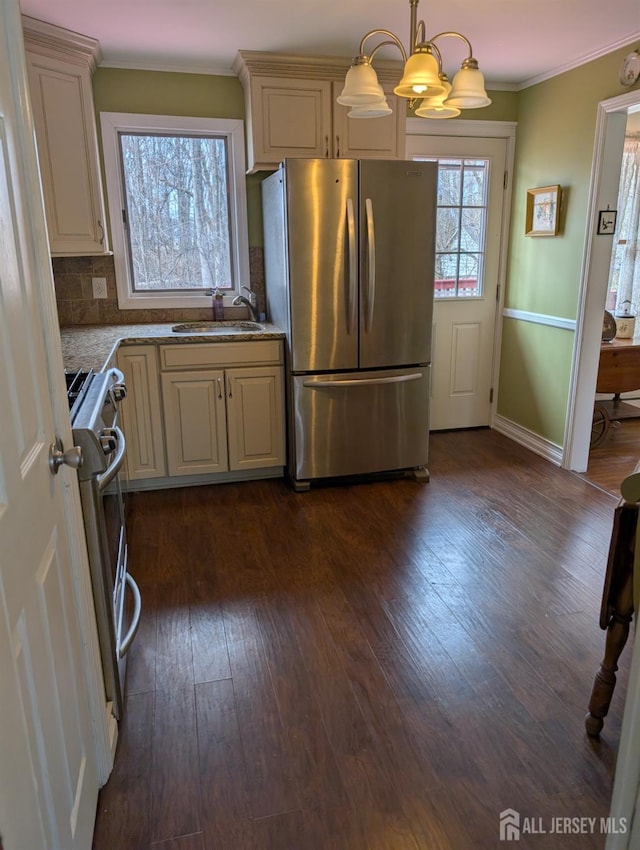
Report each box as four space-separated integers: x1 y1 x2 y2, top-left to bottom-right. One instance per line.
262 158 437 491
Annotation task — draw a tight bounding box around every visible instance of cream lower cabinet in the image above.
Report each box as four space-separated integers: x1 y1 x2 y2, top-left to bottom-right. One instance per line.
225 367 285 470
159 341 285 478
117 345 166 481
161 370 229 476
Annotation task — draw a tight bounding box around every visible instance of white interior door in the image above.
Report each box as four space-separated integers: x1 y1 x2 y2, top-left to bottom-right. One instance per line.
405 134 508 430
0 1 100 847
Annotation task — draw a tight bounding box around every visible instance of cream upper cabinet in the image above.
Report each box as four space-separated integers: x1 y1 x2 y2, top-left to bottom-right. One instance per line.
234 51 406 173
22 16 109 256
248 76 333 168
332 83 405 161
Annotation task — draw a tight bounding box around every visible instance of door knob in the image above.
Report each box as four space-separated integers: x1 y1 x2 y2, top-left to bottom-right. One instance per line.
49 437 83 475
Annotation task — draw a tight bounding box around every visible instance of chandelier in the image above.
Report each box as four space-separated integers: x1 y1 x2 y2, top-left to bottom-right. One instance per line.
337 0 491 119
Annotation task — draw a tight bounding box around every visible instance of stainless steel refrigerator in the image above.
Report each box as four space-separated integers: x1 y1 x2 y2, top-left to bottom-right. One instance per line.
262 158 437 491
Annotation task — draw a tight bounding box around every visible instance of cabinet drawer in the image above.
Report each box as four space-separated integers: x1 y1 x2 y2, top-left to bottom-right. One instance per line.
160 340 282 370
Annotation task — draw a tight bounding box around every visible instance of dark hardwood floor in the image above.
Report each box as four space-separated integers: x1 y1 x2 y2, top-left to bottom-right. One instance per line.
93 428 630 850
581 413 640 497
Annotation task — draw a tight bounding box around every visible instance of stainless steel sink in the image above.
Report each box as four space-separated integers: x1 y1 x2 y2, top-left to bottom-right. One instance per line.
171 321 265 334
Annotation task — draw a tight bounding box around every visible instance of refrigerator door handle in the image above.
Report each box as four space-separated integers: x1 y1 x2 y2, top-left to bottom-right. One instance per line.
346 198 357 334
365 198 375 333
303 373 423 388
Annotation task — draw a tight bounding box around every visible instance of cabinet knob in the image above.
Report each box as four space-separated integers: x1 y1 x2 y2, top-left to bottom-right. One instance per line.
97 220 105 245
336 135 340 157
325 135 329 158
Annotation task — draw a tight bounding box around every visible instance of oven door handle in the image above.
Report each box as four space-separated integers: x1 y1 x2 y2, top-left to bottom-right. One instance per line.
119 573 142 658
97 427 126 491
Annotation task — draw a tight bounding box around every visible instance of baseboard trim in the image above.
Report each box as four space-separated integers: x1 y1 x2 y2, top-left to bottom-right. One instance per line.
122 467 284 492
492 414 563 466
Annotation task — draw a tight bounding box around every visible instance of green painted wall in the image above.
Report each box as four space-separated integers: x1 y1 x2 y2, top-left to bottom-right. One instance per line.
93 68 244 119
498 45 640 446
499 319 575 444
92 69 517 249
404 88 518 122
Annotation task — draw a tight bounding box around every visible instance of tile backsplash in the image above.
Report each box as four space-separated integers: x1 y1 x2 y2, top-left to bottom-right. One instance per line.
52 247 266 326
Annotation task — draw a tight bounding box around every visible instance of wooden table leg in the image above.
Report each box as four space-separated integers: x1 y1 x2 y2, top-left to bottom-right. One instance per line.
585 567 634 737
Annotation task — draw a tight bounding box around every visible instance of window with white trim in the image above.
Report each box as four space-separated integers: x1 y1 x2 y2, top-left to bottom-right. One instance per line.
100 113 250 310
415 156 490 299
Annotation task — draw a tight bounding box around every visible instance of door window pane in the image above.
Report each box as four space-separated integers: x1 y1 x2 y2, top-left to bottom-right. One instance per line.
436 208 460 252
416 156 490 298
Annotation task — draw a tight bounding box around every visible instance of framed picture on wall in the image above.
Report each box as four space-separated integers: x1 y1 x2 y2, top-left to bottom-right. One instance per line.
525 185 561 236
597 209 617 235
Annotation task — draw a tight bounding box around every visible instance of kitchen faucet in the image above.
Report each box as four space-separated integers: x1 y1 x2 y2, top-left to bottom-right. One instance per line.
232 286 260 322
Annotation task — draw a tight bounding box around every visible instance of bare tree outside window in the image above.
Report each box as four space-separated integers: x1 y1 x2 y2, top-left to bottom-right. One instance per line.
416 157 489 298
119 133 233 292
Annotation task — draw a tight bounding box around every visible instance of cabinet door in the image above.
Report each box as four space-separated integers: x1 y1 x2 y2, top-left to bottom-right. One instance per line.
161 370 228 476
117 346 166 481
26 52 107 255
332 83 406 160
226 366 285 470
248 76 332 171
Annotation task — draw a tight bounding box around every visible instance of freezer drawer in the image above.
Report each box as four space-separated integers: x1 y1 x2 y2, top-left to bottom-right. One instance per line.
291 367 430 482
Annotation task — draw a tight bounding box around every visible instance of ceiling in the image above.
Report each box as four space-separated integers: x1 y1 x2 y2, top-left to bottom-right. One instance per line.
18 0 640 88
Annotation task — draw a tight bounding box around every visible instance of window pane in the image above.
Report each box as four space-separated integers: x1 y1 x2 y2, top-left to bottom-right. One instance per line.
462 162 487 206
436 208 460 252
459 254 482 296
120 133 233 293
423 156 490 299
435 253 459 296
461 208 483 252
437 161 461 205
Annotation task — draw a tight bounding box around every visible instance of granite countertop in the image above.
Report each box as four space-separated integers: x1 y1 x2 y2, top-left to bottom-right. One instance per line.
60 321 286 372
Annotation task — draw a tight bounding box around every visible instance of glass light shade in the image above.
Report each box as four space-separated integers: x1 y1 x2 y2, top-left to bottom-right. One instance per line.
445 66 492 109
337 61 386 106
415 101 461 119
414 77 460 119
394 49 445 98
348 97 392 118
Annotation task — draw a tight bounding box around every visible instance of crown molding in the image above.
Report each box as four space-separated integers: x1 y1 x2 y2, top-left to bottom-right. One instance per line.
233 49 403 86
98 58 237 77
21 15 102 72
519 33 640 89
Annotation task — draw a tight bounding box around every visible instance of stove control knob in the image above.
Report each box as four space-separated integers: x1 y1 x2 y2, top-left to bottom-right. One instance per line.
100 433 118 454
111 384 127 402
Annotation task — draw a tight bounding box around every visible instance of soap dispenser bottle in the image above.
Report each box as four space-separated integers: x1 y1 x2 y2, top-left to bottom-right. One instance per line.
213 289 225 321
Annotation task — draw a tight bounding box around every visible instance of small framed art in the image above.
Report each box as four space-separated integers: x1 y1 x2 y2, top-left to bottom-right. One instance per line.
597 209 617 235
525 185 561 236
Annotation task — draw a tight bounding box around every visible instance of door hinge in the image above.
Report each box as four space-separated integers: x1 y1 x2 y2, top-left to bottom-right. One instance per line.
489 387 494 404
503 170 508 190
496 283 501 303
122 208 127 226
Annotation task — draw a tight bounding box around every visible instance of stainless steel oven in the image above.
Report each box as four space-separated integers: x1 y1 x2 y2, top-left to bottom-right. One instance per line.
65 367 141 720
